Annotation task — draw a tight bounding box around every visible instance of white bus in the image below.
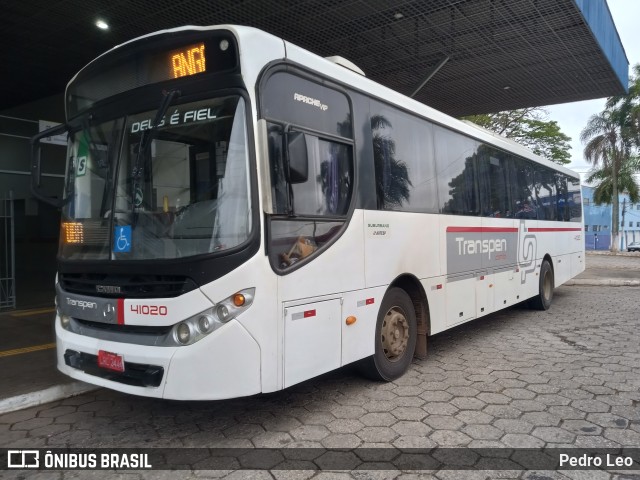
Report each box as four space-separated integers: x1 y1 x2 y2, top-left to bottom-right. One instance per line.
32 25 584 400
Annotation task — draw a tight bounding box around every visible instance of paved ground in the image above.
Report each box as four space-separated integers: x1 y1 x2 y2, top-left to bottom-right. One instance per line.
1 283 639 479
576 253 640 280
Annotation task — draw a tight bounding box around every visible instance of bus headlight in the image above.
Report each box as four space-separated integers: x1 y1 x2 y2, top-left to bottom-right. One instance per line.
168 288 255 346
176 323 191 344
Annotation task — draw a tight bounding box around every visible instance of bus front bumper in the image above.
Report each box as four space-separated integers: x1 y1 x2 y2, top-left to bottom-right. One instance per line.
55 317 262 400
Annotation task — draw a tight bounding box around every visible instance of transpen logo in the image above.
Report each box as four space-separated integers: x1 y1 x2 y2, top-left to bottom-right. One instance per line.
66 298 98 310
455 237 507 258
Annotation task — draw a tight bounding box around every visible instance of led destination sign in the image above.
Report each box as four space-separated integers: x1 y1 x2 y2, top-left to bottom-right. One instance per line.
170 43 206 78
67 32 238 118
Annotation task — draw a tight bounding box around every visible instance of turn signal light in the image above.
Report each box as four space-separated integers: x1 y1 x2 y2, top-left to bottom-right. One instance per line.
345 316 357 326
233 293 246 307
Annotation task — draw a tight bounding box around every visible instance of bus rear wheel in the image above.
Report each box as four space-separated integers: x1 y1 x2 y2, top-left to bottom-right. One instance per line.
529 259 554 310
359 287 417 381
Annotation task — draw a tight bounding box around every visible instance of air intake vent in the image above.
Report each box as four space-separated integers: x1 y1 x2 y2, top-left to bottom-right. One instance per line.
59 273 198 298
324 56 365 76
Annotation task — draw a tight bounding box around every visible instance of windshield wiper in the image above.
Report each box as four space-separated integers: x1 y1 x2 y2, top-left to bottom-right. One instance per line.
132 89 180 214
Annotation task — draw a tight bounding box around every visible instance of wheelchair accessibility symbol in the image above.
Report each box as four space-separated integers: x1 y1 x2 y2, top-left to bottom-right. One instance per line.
114 225 132 253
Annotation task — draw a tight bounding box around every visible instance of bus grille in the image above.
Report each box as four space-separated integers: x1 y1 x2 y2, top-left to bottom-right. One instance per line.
58 273 198 298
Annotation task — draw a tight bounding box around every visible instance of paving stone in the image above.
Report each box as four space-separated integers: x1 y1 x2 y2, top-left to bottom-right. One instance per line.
361 400 396 412
476 393 511 405
390 406 426 421
548 406 587 420
510 400 546 412
11 417 53 431
423 415 464 430
251 431 294 447
559 389 595 400
531 426 576 443
325 419 364 434
393 435 437 448
603 429 640 446
38 406 77 418
453 410 494 425
450 397 486 410
446 386 479 397
570 399 611 413
360 412 397 427
502 388 536 400
560 420 602 436
290 425 330 442
520 412 562 426
356 426 397 443
429 430 472 446
332 405 367 419
501 433 545 448
462 424 503 440
418 391 453 402
527 384 561 394
483 405 522 419
493 419 534 434
422 402 459 416
393 386 424 396
320 433 361 448
391 420 431 437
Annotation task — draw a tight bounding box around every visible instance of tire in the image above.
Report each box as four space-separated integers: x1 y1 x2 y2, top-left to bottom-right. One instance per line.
529 260 554 311
359 287 417 381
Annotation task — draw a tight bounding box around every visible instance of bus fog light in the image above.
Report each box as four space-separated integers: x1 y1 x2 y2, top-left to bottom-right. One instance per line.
60 315 71 329
176 323 191 344
216 305 230 322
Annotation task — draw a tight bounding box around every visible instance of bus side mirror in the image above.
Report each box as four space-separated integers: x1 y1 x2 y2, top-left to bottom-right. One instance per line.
286 131 309 184
30 123 68 209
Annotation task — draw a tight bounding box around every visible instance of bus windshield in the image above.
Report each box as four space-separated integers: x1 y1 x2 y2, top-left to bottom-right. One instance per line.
60 95 251 261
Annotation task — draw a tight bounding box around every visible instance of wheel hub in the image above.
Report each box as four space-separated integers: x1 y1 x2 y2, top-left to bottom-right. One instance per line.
381 307 409 361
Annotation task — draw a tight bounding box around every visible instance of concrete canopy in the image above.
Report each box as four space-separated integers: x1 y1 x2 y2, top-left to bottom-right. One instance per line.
1 0 628 117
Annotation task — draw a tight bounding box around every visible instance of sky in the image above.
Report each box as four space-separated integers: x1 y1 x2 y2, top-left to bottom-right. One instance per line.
544 0 639 180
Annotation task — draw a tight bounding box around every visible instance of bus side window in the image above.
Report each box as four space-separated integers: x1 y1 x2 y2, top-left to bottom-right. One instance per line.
434 125 480 216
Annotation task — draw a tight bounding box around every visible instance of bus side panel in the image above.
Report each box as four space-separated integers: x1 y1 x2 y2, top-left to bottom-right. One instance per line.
363 211 441 287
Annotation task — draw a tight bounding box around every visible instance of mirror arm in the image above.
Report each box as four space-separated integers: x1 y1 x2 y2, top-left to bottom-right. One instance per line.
30 123 69 209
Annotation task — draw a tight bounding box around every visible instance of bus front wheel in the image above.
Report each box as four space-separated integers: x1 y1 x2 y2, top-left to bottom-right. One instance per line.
359 287 417 381
529 259 554 311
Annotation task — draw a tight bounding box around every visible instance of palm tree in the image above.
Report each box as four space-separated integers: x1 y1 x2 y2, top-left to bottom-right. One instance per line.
580 108 631 251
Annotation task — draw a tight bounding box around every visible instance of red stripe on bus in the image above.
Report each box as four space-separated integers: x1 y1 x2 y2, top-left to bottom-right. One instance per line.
304 310 316 318
117 299 125 325
446 227 519 233
527 228 582 232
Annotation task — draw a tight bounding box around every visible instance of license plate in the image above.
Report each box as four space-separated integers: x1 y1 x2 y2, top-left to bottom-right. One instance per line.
97 350 125 372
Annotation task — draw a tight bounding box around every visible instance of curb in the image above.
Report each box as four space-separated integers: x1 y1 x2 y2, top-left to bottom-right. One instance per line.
0 382 100 415
565 279 640 287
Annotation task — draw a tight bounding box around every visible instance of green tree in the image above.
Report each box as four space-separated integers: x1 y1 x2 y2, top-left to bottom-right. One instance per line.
463 107 572 165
